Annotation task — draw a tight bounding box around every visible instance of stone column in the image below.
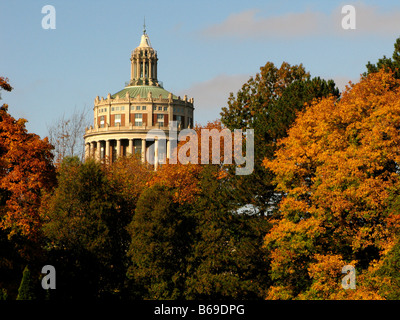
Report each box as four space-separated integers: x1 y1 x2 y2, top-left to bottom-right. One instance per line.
128 139 133 155
105 140 110 162
141 138 146 163
85 143 89 161
131 58 134 82
166 139 170 159
96 141 101 161
136 58 140 80
91 142 96 158
154 139 159 171
116 139 121 158
149 60 152 80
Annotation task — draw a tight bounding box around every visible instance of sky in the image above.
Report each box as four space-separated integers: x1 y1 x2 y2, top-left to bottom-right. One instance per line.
1 0 400 139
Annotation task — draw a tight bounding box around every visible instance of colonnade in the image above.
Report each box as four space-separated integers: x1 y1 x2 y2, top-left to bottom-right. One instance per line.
85 137 170 170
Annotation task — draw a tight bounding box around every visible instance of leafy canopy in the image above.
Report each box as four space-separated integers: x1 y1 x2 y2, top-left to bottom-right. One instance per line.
263 69 400 299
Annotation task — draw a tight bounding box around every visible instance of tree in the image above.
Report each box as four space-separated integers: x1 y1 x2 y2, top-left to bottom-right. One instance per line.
221 62 310 131
47 107 91 164
107 154 154 221
373 237 400 300
127 164 271 300
0 78 56 241
41 157 130 299
0 77 56 299
126 184 194 299
220 61 339 215
263 69 400 299
16 265 37 300
365 37 400 79
148 120 230 205
184 164 271 299
367 185 400 300
0 77 12 96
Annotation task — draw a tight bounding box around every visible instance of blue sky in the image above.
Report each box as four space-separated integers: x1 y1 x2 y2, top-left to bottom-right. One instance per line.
1 0 400 138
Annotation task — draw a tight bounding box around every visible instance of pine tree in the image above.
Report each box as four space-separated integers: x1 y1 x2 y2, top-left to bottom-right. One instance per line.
365 37 400 79
126 184 194 299
16 265 37 300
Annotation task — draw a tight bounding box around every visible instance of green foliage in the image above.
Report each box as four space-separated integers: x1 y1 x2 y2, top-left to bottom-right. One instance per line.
375 239 400 299
9 39 400 300
365 37 400 79
263 76 339 140
126 184 194 299
221 61 310 131
373 186 400 299
185 165 271 299
16 265 36 300
42 157 131 299
126 165 271 300
221 61 339 216
0 288 8 300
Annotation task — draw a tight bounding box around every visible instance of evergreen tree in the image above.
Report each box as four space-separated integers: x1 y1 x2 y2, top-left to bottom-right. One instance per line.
365 37 400 79
126 184 194 299
184 165 270 299
41 157 131 299
16 265 36 300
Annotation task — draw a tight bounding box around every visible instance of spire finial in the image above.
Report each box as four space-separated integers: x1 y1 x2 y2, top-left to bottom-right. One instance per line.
143 16 146 35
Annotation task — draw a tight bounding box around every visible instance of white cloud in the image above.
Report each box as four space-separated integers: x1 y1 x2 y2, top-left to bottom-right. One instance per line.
202 9 325 39
177 73 251 125
349 3 400 35
200 4 400 39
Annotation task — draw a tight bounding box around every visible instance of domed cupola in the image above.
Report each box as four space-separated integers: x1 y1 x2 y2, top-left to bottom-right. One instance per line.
129 24 159 86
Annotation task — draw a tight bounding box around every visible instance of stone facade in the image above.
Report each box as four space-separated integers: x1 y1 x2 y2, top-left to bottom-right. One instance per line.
84 28 194 168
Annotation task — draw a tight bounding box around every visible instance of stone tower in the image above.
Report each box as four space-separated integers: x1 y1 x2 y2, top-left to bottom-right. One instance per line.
84 27 194 168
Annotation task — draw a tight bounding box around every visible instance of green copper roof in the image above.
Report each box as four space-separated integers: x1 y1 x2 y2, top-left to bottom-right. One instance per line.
112 86 177 100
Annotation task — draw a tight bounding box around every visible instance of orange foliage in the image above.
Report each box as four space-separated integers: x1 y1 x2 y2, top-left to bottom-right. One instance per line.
0 104 56 240
263 69 400 299
0 77 12 92
148 120 231 204
107 154 154 208
298 254 383 300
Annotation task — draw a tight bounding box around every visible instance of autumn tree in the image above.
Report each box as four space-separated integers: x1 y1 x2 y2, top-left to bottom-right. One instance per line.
0 77 56 241
107 154 154 217
147 120 228 205
263 69 400 299
128 120 270 299
365 184 400 300
0 77 57 300
0 77 12 96
220 61 339 215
